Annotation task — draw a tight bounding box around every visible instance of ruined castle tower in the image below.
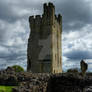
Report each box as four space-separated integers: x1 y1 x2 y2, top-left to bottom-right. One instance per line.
27 2 62 73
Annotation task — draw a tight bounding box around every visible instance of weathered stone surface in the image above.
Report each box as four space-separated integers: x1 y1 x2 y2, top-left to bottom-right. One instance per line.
12 73 51 92
85 86 92 92
12 73 92 92
27 2 62 73
80 60 88 77
47 73 92 92
0 67 18 86
1 67 92 92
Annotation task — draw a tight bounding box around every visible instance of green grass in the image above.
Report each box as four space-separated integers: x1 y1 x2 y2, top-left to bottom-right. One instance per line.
0 86 15 92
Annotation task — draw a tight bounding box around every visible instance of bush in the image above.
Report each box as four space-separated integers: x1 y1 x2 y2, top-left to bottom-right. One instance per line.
12 65 24 72
67 68 79 73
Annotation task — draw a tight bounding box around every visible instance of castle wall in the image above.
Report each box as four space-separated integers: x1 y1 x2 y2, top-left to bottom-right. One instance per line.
51 17 62 73
27 2 62 73
27 15 41 72
28 15 52 73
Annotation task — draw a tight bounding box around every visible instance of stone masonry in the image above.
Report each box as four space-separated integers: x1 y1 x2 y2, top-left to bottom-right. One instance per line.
27 2 62 73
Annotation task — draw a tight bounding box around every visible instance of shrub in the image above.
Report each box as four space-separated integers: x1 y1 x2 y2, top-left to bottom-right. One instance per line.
12 65 24 72
67 68 79 73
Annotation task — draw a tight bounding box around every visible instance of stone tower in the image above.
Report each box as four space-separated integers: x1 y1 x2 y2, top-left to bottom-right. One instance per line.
27 2 62 73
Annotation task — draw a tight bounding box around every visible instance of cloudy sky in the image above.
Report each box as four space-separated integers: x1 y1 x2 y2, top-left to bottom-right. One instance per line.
0 0 92 71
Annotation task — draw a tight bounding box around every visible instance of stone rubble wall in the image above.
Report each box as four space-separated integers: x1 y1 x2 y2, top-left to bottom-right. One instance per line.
0 67 92 92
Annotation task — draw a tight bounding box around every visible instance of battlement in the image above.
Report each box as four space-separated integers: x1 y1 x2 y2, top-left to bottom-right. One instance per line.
29 2 61 26
43 2 55 16
44 2 55 8
55 14 62 25
29 15 42 22
29 15 42 26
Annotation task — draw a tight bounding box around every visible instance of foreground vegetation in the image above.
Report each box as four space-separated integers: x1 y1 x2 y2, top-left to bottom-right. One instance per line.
0 65 24 92
0 86 15 92
12 65 24 72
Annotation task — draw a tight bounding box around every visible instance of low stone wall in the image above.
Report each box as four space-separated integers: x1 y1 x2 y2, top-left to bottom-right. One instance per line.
47 73 92 92
0 67 92 92
12 73 51 92
12 73 92 92
0 67 18 86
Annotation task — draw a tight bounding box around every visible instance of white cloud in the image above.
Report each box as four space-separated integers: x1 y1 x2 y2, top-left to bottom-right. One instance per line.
62 23 92 68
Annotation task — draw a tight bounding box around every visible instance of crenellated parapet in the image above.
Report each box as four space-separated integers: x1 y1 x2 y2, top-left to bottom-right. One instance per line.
43 2 55 15
29 15 42 27
29 2 62 27
55 14 62 25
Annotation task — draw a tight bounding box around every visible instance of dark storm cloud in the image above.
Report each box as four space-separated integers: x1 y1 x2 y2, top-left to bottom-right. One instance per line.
0 0 42 22
0 0 92 70
0 52 26 61
0 1 19 22
54 0 92 31
64 50 92 59
0 0 91 29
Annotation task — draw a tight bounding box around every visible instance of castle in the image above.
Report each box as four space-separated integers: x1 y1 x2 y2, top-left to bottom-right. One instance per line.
27 2 62 73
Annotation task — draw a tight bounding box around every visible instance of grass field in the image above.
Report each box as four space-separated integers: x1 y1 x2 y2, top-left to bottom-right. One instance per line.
0 86 15 92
